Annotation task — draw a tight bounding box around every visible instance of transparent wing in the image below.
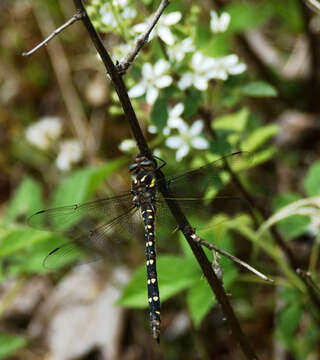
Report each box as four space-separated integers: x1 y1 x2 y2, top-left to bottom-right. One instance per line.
156 151 252 198
43 206 140 269
154 195 250 231
28 192 133 236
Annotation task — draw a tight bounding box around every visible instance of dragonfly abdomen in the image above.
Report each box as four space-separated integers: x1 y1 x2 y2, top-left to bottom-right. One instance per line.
142 204 161 343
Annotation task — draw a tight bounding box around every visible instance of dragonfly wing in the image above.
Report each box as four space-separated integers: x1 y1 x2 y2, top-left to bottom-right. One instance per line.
154 195 250 232
156 151 252 198
28 192 133 237
43 206 139 269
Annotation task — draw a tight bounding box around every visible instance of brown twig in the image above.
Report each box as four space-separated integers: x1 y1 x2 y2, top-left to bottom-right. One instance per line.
190 233 274 283
117 0 170 74
72 0 151 156
297 269 320 294
70 1 258 358
22 10 84 56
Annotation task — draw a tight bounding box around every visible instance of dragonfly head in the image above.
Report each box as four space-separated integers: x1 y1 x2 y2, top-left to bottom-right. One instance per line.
129 154 156 174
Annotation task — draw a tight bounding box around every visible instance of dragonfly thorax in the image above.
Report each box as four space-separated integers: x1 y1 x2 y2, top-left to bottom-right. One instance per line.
131 170 157 207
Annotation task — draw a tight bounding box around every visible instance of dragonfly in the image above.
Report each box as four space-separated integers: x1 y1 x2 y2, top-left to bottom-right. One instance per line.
28 151 250 343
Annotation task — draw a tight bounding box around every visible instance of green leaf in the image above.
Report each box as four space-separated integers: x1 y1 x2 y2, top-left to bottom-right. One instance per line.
304 161 320 196
9 234 78 275
269 0 303 33
202 33 231 57
51 160 124 230
195 23 212 48
52 159 124 208
117 255 199 308
0 227 53 257
224 3 270 33
151 97 168 132
272 193 310 239
276 303 303 342
0 333 27 359
209 136 232 155
242 125 279 152
213 108 249 132
187 279 215 327
183 89 202 119
245 147 277 166
239 82 278 98
5 178 43 225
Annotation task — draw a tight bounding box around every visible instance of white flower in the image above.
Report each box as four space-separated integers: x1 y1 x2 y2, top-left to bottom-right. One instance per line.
100 0 136 29
178 52 246 90
26 116 62 150
128 59 172 104
167 37 195 62
210 11 230 33
165 120 209 161
178 51 217 91
56 139 83 171
100 4 117 28
149 103 185 135
133 12 182 45
206 54 247 80
113 42 132 61
119 139 136 152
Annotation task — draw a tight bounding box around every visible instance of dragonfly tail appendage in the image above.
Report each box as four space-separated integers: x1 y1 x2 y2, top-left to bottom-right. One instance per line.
142 204 161 343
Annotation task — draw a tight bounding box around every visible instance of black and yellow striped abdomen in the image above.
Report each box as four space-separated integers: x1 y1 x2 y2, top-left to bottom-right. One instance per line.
142 204 160 343
129 154 161 343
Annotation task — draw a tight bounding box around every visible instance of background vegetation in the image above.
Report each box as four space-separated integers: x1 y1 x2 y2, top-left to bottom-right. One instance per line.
1 0 320 359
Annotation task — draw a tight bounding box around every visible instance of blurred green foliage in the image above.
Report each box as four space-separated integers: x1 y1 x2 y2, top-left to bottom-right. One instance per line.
1 0 320 358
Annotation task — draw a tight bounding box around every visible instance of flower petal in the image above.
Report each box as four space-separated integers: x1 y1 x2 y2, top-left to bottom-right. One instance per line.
119 139 136 151
210 11 219 33
133 22 148 33
128 83 146 98
155 75 172 88
228 63 247 75
167 117 185 129
163 126 170 136
219 13 231 32
162 12 182 25
154 59 170 76
146 86 158 104
165 136 183 149
207 68 227 80
193 75 208 91
176 144 189 161
170 103 184 117
178 73 193 90
142 63 154 79
148 125 157 134
191 137 209 149
189 120 204 136
158 27 175 45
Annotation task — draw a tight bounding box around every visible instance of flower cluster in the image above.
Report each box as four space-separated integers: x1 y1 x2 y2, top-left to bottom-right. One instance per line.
119 8 247 161
120 102 209 161
25 116 83 172
128 59 172 105
92 5 247 162
87 0 137 34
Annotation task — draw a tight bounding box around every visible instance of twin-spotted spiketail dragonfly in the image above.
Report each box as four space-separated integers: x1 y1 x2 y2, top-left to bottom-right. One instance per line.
28 151 250 343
